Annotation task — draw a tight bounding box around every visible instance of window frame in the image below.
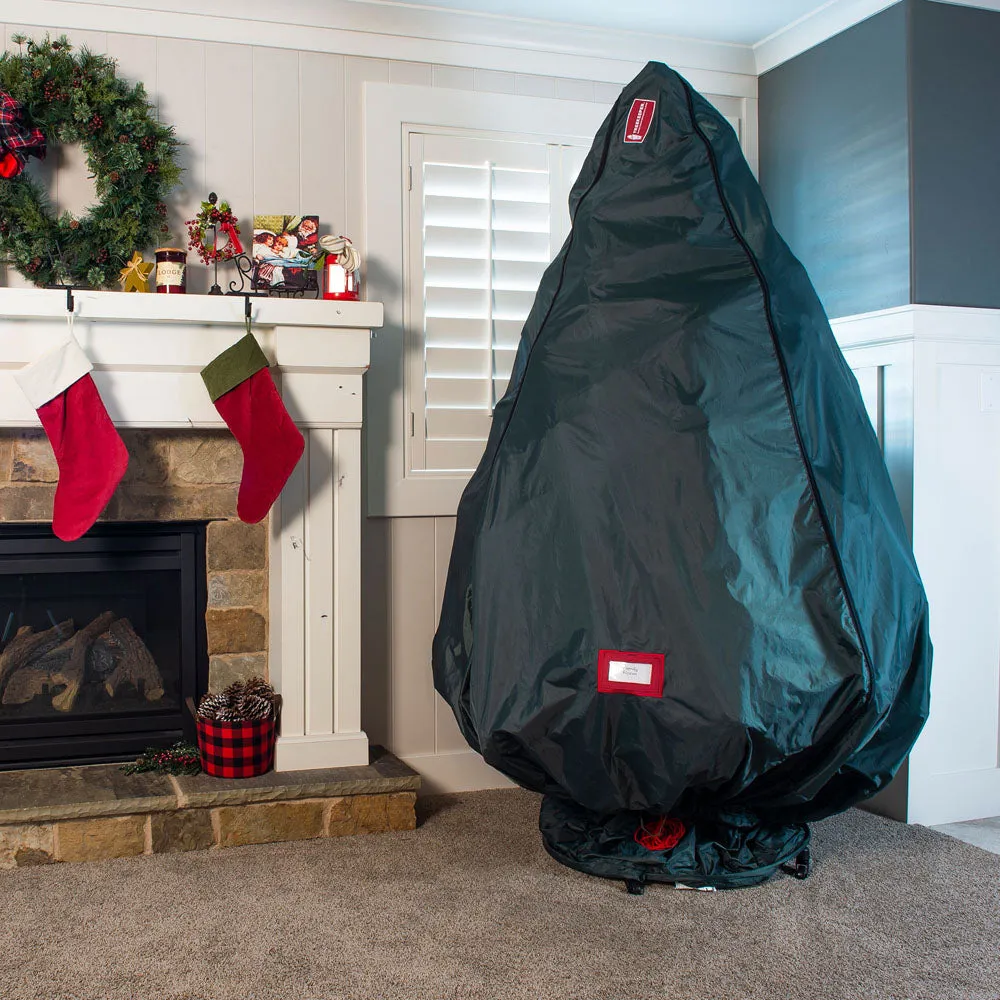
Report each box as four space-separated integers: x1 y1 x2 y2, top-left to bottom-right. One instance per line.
364 83 607 517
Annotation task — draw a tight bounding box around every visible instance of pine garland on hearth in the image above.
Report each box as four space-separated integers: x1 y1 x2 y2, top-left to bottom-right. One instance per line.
122 741 201 776
0 35 182 288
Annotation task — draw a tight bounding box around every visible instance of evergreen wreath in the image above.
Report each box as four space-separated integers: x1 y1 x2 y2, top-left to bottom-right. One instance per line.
0 34 182 288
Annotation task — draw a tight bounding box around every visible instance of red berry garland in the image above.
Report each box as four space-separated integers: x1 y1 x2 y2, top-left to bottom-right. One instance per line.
186 196 243 265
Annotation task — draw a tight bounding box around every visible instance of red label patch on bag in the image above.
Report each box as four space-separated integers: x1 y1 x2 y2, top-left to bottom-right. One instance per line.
624 99 655 143
597 649 665 697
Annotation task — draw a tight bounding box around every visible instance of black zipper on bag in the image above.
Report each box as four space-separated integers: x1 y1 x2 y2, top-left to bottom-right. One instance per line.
680 79 874 706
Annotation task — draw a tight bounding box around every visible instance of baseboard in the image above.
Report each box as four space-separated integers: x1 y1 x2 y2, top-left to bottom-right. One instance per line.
398 750 516 795
909 768 1000 827
275 732 370 771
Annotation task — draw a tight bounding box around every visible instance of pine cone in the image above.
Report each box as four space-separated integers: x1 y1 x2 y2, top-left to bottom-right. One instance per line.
222 680 246 702
215 705 243 722
237 693 273 721
197 692 229 720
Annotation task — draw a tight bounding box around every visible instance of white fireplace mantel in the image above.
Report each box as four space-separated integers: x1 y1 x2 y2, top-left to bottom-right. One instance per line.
0 288 383 772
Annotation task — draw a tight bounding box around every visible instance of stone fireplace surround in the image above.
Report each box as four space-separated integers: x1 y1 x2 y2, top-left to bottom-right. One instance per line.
0 289 383 773
0 428 269 697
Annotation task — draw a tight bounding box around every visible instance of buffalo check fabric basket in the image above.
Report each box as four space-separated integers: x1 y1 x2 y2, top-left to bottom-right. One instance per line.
196 716 276 778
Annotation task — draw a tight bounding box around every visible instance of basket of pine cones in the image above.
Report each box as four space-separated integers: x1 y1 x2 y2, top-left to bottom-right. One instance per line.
195 677 279 778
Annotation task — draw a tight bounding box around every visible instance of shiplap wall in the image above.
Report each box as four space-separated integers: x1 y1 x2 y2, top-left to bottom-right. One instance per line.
0 25 620 297
0 23 753 791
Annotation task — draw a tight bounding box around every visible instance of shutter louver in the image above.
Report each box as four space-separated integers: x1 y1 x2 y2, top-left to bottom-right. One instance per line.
417 135 554 473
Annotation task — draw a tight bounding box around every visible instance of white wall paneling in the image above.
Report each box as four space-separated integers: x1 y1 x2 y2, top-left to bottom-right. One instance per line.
104 31 157 94
252 46 299 218
157 35 207 282
432 517 468 755
205 42 254 243
385 515 512 793
389 516 439 756
833 304 1000 826
300 51 348 231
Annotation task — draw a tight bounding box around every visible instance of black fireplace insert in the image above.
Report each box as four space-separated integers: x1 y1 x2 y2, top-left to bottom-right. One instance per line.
0 522 208 769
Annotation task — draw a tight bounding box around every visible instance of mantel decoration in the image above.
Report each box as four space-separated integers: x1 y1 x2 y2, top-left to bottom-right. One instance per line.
0 35 181 288
245 213 321 297
186 191 243 295
320 234 361 300
225 214 363 301
118 250 153 292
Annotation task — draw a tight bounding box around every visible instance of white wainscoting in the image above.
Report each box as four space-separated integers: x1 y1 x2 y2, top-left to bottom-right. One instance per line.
834 304 1000 826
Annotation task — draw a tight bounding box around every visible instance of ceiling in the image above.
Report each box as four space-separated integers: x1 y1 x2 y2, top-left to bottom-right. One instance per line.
362 0 842 45
361 0 1000 46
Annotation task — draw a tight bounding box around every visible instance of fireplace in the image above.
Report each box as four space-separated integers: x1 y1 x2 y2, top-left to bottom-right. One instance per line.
0 289 380 771
0 522 207 769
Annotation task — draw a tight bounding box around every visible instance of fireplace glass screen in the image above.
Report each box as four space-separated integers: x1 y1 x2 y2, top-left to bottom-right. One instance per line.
0 523 207 768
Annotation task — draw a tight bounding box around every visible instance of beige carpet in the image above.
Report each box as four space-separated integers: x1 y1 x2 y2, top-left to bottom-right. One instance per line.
0 788 997 1000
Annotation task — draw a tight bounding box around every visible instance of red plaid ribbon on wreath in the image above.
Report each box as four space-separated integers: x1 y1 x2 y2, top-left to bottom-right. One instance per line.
0 91 46 179
196 716 276 778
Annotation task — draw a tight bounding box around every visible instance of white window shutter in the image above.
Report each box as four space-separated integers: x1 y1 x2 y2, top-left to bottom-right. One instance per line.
408 132 586 475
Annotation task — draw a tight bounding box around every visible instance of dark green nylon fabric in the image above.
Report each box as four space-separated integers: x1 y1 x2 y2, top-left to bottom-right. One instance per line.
432 62 932 889
201 333 269 402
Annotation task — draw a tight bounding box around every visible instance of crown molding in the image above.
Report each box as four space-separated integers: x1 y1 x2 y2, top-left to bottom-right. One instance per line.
753 0 899 75
753 0 1000 76
0 0 757 88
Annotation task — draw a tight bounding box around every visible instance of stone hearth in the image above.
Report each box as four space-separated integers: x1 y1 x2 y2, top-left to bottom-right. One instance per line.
0 428 269 695
0 748 419 867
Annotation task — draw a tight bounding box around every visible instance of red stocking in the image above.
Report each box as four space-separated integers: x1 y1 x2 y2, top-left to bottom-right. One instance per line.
201 333 304 523
14 339 128 541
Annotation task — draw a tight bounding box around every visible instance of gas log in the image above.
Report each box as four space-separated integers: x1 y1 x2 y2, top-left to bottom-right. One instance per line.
0 619 75 703
102 618 165 702
0 613 165 711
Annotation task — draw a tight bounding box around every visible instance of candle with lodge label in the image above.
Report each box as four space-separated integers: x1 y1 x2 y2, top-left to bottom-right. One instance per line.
154 247 187 293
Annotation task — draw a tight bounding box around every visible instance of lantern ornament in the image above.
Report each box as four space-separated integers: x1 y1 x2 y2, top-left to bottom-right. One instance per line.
319 235 360 301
